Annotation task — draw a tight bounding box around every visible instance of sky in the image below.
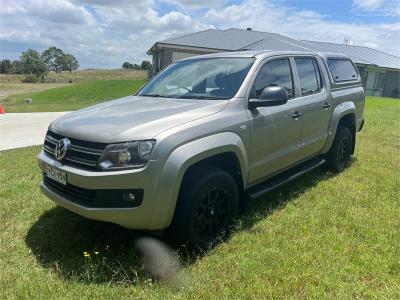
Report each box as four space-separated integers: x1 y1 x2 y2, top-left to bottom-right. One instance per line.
0 0 399 69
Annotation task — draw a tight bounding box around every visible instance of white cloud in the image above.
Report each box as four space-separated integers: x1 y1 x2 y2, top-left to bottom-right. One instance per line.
162 0 226 10
353 0 385 11
0 0 25 16
28 0 93 25
0 0 399 69
352 0 400 16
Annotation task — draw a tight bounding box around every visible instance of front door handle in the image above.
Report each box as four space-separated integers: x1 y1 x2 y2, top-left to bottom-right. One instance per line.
322 102 331 109
292 111 303 119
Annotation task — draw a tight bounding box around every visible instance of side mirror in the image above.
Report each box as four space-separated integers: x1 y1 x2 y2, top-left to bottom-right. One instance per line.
249 86 288 109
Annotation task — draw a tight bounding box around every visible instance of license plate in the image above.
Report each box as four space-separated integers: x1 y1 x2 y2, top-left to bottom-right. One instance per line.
45 164 67 186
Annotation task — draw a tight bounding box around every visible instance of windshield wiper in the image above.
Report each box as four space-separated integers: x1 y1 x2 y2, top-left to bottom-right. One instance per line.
178 95 229 100
140 94 175 98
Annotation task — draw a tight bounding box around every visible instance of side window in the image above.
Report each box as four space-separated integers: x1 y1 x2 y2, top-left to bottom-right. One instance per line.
252 59 294 99
327 58 358 82
295 58 322 96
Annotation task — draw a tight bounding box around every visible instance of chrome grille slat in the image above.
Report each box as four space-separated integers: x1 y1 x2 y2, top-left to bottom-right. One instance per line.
45 136 57 145
44 145 55 155
69 144 103 156
65 157 97 167
43 131 106 170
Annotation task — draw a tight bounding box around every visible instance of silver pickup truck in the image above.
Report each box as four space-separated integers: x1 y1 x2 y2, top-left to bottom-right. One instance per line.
38 50 365 247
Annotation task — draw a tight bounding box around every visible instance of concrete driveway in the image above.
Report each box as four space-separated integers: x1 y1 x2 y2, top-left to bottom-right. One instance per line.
0 112 70 151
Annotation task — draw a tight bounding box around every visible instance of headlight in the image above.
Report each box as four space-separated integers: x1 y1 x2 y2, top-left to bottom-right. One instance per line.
98 140 155 170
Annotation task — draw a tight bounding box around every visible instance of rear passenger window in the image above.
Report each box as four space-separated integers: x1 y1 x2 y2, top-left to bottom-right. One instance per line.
327 58 358 82
252 59 294 99
295 58 322 96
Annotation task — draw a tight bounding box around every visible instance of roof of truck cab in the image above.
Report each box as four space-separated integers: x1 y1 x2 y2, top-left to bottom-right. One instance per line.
178 50 348 60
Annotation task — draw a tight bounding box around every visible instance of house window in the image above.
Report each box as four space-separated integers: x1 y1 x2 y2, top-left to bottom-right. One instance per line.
374 72 386 90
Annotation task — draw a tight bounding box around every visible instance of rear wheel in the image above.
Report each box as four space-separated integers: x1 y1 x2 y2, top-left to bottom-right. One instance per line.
169 166 239 248
326 126 353 173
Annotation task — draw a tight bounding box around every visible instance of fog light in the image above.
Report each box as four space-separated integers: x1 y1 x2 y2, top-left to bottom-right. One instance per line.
122 192 136 202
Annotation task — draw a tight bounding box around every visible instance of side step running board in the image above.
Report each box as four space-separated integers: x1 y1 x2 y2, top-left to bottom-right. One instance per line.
247 158 326 200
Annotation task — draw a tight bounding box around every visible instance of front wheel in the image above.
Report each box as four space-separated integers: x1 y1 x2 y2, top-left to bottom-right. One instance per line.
169 166 239 248
326 126 353 173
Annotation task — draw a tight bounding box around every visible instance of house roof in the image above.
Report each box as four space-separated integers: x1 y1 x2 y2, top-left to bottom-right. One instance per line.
150 28 400 70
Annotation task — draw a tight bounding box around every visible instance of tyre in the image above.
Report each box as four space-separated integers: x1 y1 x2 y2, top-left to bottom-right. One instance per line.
326 126 353 173
169 166 239 248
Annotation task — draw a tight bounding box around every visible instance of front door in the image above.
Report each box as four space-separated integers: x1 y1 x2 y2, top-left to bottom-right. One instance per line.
247 58 303 184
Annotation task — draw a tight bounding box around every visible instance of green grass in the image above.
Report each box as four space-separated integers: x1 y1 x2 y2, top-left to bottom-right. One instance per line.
1 97 399 299
2 79 146 112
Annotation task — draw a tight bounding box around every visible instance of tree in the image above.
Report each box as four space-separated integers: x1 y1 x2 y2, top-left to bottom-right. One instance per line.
141 60 152 70
41 46 65 73
122 62 134 69
0 59 11 74
62 53 79 74
20 49 48 80
10 60 23 74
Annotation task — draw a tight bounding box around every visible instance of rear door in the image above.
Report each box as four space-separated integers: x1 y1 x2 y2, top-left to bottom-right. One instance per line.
293 56 332 159
247 57 302 184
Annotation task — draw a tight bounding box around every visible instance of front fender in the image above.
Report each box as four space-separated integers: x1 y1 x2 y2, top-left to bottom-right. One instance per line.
150 132 248 228
321 101 355 154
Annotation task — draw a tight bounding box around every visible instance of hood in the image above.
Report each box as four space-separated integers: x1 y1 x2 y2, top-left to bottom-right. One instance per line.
49 95 228 143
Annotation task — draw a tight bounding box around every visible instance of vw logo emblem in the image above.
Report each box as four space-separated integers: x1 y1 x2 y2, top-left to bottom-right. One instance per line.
55 138 70 161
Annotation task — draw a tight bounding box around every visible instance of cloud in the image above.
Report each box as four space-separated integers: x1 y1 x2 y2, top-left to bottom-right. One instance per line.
352 0 400 16
0 0 25 16
0 0 399 69
353 0 385 11
162 0 226 10
27 0 93 25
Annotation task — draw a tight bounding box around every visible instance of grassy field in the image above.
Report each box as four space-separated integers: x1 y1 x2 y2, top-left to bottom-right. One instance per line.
0 97 399 299
0 69 146 102
2 79 146 112
0 69 146 84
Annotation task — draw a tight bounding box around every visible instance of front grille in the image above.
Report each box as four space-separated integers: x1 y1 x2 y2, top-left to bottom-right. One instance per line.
43 131 107 170
43 177 144 208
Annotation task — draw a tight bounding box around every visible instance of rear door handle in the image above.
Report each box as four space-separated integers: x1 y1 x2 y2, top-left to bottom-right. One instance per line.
322 102 331 109
292 111 303 119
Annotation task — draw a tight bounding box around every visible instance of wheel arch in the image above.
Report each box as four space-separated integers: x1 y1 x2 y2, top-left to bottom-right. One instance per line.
151 132 248 228
322 101 356 154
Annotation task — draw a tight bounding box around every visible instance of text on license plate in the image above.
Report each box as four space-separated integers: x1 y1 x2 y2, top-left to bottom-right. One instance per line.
45 164 67 186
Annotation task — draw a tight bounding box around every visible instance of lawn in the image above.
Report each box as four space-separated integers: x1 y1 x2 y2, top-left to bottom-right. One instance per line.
2 79 146 112
0 97 399 299
0 69 146 105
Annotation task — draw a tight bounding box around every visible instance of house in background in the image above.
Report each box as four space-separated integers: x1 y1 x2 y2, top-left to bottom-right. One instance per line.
147 28 400 98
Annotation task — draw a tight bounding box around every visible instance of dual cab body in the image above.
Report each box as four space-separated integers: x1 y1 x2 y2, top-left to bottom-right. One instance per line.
38 50 365 246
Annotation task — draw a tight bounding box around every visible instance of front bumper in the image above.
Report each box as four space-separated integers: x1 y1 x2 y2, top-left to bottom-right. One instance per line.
38 150 167 230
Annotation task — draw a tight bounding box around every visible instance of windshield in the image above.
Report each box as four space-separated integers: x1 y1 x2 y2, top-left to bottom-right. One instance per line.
138 57 255 99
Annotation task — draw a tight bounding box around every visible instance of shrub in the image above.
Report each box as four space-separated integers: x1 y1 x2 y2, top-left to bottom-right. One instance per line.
22 74 40 83
42 77 57 83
